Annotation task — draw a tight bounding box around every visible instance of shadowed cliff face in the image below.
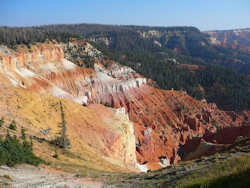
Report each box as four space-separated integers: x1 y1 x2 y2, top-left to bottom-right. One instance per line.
0 41 249 171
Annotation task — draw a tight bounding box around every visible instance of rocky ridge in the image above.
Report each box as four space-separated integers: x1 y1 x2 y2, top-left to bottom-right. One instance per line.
206 29 250 52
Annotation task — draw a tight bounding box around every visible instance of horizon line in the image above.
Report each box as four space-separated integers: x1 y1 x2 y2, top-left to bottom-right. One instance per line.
0 22 249 32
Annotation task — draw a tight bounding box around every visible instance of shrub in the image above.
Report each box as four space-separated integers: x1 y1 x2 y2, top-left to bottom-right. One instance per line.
8 121 17 131
50 136 71 149
52 153 58 159
21 127 26 140
0 117 4 127
104 102 111 107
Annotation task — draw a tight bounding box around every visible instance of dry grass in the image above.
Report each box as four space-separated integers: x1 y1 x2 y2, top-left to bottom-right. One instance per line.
177 155 250 188
0 86 132 174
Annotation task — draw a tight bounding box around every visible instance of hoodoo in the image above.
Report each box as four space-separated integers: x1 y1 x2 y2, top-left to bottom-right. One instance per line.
1 41 249 171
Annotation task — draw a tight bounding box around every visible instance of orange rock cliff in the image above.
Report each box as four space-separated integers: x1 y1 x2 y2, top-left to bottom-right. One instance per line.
0 41 249 172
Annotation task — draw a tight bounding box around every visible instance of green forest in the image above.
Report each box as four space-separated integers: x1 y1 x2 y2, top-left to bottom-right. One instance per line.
97 47 250 111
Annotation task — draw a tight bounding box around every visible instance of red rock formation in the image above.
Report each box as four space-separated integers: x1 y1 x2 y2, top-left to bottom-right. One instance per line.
0 42 249 171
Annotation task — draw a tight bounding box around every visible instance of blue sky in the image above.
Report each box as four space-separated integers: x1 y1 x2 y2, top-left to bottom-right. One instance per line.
1 0 250 30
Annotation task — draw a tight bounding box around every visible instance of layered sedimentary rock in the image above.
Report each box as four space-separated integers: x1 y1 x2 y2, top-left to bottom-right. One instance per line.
0 43 146 106
0 43 139 171
0 78 137 172
0 41 249 171
206 29 250 52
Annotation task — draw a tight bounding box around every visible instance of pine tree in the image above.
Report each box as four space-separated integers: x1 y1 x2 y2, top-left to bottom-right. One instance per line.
58 101 70 149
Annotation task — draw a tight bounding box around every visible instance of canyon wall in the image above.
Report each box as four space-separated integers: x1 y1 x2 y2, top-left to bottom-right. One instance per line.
0 41 249 171
206 29 250 52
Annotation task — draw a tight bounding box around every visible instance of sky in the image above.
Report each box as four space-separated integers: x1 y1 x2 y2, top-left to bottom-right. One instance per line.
1 0 250 31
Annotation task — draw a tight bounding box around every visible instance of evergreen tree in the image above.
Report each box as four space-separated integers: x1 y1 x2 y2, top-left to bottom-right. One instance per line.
0 117 4 128
59 101 69 149
50 101 71 149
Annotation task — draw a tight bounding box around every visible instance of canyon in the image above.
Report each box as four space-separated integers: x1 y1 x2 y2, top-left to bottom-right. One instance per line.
206 28 250 52
0 40 250 173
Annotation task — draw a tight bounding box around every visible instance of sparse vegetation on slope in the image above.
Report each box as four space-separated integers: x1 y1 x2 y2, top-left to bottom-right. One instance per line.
0 86 136 173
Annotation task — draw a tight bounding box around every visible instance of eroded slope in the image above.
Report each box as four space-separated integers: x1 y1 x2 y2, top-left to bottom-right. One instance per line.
0 41 249 172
